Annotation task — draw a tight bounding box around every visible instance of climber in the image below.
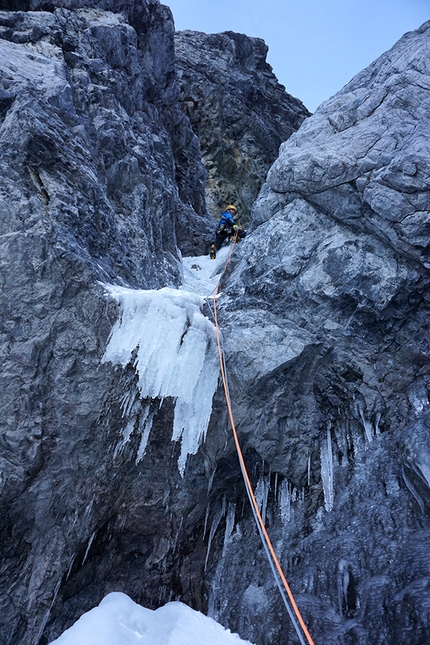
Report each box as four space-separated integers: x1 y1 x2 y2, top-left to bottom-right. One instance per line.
210 205 246 259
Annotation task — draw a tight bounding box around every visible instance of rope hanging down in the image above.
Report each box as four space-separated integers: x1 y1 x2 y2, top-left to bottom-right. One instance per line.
208 237 315 645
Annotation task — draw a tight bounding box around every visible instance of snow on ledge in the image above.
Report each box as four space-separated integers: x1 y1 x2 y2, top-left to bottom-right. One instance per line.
48 592 253 645
102 285 220 475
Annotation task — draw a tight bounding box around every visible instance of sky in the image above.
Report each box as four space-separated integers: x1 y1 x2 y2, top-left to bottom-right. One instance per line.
165 0 429 112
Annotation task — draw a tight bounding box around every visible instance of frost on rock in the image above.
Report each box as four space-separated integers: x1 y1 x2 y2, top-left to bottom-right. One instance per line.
102 285 220 475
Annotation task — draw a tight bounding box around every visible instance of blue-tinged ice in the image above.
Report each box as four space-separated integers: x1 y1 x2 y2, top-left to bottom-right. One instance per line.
205 496 226 570
135 406 155 464
102 285 220 475
280 479 292 525
358 406 374 444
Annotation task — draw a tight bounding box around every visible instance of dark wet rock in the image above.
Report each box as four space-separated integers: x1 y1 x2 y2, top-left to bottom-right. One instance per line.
0 3 212 263
175 29 310 225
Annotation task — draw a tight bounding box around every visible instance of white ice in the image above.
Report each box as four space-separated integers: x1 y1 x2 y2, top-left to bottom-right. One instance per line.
48 591 253 645
102 247 231 475
280 479 292 525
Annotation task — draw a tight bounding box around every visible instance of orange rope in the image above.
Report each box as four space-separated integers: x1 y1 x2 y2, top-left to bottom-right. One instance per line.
210 239 315 645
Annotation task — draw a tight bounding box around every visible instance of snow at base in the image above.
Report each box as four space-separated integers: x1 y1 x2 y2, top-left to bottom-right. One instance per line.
102 247 230 475
49 592 253 645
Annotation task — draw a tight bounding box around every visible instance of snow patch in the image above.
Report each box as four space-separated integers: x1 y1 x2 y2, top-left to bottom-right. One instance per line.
49 592 253 645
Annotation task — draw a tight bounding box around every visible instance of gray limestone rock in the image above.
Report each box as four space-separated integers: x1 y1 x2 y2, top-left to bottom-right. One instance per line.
175 29 310 226
263 21 430 268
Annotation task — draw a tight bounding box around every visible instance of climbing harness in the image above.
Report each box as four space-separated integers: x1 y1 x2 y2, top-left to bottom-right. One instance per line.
207 236 315 645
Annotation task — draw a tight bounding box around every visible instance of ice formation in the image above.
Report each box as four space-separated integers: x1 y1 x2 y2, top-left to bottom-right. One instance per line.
222 502 236 557
280 479 292 525
49 591 253 645
102 248 230 475
358 406 375 444
205 496 227 569
320 428 334 512
103 285 220 474
254 475 270 524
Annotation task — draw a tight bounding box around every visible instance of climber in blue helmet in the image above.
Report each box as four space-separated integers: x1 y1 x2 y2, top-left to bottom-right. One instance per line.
210 205 246 259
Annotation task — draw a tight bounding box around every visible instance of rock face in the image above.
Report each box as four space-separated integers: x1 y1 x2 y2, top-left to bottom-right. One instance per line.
175 30 310 225
209 19 430 645
0 3 214 644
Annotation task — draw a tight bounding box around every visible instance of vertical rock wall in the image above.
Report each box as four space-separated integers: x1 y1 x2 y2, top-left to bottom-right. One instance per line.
0 3 213 644
207 20 430 645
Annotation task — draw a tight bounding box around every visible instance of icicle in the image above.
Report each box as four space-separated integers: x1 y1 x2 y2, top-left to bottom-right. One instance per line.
307 455 311 487
34 576 63 645
205 497 226 570
119 389 138 419
273 472 279 500
207 468 216 493
203 503 211 539
337 560 348 615
280 479 292 525
320 428 334 512
375 411 381 436
359 407 374 444
82 531 96 565
222 503 236 556
114 418 135 457
135 407 155 464
65 554 75 581
254 476 270 525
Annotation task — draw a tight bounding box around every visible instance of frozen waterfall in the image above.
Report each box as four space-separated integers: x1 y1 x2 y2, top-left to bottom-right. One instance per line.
102 248 230 475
